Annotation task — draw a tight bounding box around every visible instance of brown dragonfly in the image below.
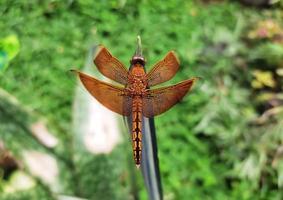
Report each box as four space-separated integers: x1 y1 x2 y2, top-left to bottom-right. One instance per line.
72 37 198 168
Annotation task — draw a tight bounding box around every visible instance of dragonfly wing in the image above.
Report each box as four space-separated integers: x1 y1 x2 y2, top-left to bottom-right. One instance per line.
146 51 180 87
73 70 131 116
94 45 129 85
142 78 198 117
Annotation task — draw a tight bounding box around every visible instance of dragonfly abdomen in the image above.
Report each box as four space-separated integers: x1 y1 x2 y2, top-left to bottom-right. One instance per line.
132 97 142 167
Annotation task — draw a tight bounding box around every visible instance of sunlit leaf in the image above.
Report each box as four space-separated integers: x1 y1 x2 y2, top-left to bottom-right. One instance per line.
252 70 276 88
3 171 36 193
276 68 283 76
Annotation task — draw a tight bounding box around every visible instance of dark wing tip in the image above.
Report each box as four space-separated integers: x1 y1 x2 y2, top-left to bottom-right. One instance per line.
168 51 180 65
93 45 108 63
69 69 79 75
193 76 203 85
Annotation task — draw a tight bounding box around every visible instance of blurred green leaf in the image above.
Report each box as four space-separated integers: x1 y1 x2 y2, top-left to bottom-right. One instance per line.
249 43 283 66
0 35 20 72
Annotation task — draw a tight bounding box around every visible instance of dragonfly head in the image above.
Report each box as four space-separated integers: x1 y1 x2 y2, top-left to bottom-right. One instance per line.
130 35 146 67
130 56 146 66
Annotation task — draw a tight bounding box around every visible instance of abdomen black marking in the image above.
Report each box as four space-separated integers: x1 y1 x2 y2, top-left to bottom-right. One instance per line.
132 97 142 167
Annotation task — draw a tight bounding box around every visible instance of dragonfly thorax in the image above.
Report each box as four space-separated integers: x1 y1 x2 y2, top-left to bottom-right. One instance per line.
126 63 147 96
130 63 145 75
127 77 147 96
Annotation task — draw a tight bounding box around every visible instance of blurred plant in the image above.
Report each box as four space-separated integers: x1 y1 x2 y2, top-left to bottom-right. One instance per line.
226 10 283 195
248 19 283 42
239 0 282 7
245 17 283 123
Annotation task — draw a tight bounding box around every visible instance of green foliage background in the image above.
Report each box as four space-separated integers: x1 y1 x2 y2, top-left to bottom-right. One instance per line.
1 0 283 199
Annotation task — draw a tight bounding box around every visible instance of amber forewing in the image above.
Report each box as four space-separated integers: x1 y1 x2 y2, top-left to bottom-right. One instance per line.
142 78 197 117
94 46 129 85
146 51 180 87
73 70 131 116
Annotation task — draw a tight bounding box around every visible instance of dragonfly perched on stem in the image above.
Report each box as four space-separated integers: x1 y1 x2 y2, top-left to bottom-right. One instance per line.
72 36 198 168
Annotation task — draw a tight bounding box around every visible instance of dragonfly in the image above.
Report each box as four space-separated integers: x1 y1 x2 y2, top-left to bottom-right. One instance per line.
72 36 198 168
